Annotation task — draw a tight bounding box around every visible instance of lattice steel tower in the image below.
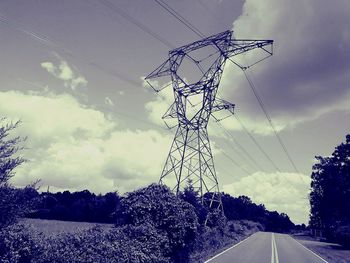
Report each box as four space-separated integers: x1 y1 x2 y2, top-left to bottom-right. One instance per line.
146 30 273 210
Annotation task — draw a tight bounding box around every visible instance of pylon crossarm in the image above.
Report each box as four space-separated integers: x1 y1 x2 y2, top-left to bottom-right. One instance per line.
226 39 273 57
210 98 235 122
211 98 235 114
145 58 172 80
162 102 178 119
169 30 232 55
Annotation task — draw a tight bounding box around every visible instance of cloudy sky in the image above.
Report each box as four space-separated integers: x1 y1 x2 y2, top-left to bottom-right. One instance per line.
1 0 349 224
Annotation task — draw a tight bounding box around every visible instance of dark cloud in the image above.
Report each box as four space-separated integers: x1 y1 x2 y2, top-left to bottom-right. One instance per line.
222 0 350 131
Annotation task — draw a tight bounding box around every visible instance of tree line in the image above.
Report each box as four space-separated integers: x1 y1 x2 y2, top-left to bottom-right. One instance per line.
24 187 295 233
28 190 120 223
309 134 350 247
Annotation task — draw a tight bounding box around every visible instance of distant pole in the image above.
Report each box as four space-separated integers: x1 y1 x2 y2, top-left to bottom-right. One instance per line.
146 30 273 212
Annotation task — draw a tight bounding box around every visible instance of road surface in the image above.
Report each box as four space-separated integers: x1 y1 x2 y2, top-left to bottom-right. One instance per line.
205 232 328 263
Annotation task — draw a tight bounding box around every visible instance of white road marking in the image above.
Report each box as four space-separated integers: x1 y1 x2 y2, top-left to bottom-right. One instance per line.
288 235 329 263
271 233 279 263
271 233 274 263
204 232 258 262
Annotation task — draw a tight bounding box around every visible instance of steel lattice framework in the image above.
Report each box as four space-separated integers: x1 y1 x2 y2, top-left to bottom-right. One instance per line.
146 30 273 211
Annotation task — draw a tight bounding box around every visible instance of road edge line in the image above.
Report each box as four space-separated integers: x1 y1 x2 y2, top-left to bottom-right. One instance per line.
273 233 279 263
288 235 329 263
271 233 279 263
204 232 258 262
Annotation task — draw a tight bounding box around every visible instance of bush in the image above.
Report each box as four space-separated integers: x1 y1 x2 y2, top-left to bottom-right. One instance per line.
37 224 170 263
334 224 350 248
120 184 199 262
1 223 171 263
0 119 32 230
0 223 43 263
0 186 39 229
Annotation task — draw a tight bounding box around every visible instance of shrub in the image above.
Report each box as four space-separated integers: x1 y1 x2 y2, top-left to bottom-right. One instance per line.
120 184 199 262
37 224 170 263
0 186 39 229
0 119 32 230
0 223 43 263
334 224 350 248
1 223 171 263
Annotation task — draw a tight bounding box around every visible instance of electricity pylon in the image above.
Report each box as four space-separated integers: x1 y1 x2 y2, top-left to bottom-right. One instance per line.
146 30 273 211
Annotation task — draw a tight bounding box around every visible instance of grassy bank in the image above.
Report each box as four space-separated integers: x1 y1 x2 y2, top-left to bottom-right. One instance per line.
294 234 350 263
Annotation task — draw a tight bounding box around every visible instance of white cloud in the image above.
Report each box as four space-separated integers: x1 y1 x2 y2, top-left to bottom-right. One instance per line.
104 96 114 106
0 90 171 193
222 171 311 224
0 90 114 141
220 0 350 135
41 62 55 74
41 60 88 90
144 79 174 127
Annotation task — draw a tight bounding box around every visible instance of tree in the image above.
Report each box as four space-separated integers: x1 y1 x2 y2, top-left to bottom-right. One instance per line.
30 190 120 223
0 119 25 186
309 134 350 238
179 180 208 225
0 119 34 229
120 184 199 262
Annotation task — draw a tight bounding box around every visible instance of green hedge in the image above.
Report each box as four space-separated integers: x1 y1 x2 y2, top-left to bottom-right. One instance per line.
334 224 350 248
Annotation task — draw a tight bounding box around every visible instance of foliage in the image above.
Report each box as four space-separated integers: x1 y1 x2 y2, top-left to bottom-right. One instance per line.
0 119 25 186
0 119 36 230
29 190 120 223
0 223 43 263
37 224 170 263
0 219 263 263
264 211 294 232
0 223 171 263
120 184 199 262
0 186 39 229
309 134 350 237
334 224 350 248
30 183 295 233
221 193 294 232
0 116 299 260
179 181 208 225
0 181 296 262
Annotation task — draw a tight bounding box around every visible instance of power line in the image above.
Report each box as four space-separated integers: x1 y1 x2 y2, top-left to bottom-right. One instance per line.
196 0 228 29
0 4 258 180
0 13 179 135
0 12 140 88
154 0 206 38
150 2 281 175
215 90 276 172
153 0 300 174
96 1 254 178
103 1 301 177
167 94 253 176
105 0 258 177
234 114 282 172
98 0 175 49
243 69 300 173
215 121 264 171
187 0 300 175
219 146 251 176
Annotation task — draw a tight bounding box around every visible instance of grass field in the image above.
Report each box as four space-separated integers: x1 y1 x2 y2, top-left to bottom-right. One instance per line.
294 234 350 263
22 218 113 236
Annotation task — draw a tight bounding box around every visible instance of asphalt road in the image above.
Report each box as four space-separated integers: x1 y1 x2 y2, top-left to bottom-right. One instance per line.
205 232 328 263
